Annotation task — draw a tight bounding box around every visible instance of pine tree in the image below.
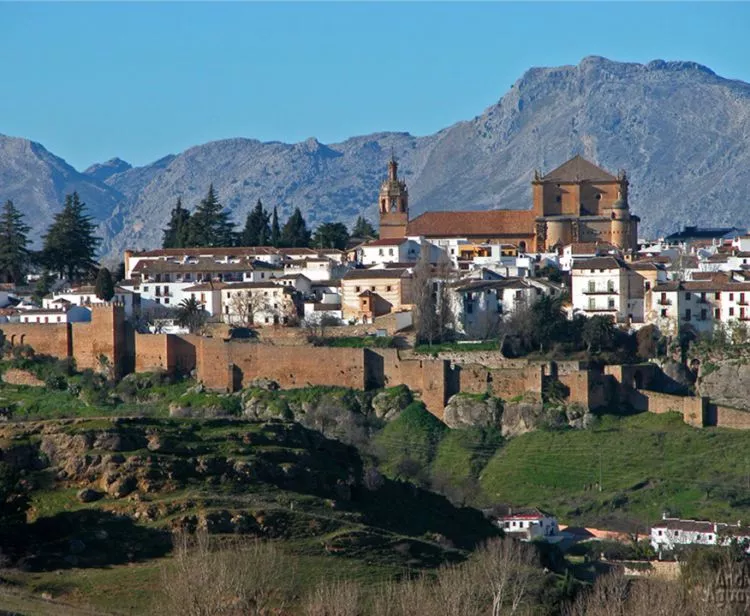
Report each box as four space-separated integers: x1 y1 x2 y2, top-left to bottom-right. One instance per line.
94 267 115 301
0 200 30 284
41 192 100 282
162 197 191 248
351 215 377 240
270 206 281 247
186 185 235 247
241 199 271 246
312 222 350 250
280 208 311 248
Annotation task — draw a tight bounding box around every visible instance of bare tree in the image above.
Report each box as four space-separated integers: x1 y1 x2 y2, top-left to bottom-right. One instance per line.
161 531 294 616
302 579 362 616
412 247 455 345
228 290 270 327
472 538 538 616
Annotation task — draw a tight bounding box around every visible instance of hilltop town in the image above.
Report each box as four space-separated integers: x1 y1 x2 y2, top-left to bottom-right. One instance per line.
4 154 750 612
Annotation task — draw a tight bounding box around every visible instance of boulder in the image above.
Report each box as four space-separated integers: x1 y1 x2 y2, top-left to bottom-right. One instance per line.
698 360 750 411
247 378 280 391
372 387 413 421
77 488 102 503
107 475 137 498
443 394 502 429
93 431 146 452
501 402 545 437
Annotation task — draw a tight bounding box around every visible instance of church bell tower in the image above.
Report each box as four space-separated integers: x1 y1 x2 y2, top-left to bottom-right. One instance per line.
378 155 409 239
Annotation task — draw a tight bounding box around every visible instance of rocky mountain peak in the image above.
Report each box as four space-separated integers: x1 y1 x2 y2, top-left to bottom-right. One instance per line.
83 157 133 183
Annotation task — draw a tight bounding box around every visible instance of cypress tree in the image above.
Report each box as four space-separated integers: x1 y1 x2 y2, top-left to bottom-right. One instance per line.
280 207 311 248
0 200 30 284
94 267 115 301
162 197 191 248
241 199 271 246
270 206 281 248
41 192 100 282
186 185 235 247
352 215 377 239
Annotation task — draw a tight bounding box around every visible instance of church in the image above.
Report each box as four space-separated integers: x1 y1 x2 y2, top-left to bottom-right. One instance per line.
378 155 639 253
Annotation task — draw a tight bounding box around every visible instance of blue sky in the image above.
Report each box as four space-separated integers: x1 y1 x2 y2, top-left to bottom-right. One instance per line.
2 2 749 170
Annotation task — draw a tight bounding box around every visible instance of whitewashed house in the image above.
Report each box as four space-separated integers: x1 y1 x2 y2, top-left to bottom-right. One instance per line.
221 281 301 327
499 507 559 541
571 257 646 325
19 306 91 324
43 285 137 317
651 514 750 555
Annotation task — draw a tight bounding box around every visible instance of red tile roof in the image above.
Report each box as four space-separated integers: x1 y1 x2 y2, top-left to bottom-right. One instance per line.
405 210 535 238
540 155 617 183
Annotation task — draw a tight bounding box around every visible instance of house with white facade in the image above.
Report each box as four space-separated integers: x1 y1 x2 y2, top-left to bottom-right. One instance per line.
451 277 563 339
19 305 91 324
358 238 425 266
571 257 647 325
221 281 301 327
651 272 750 336
559 241 618 272
121 256 283 315
498 507 560 541
651 514 750 555
43 285 138 318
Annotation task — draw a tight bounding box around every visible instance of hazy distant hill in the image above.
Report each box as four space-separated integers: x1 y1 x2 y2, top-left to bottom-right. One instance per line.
4 56 750 259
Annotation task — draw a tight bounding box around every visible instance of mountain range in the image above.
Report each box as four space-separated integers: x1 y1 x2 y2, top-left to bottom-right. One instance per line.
3 55 750 261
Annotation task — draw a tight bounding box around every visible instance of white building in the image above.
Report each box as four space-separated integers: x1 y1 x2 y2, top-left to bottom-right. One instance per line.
358 238 424 266
221 281 301 327
650 514 750 554
651 273 750 336
121 256 283 315
571 256 647 325
19 306 91 324
452 277 562 339
43 285 138 318
498 507 559 541
559 241 618 272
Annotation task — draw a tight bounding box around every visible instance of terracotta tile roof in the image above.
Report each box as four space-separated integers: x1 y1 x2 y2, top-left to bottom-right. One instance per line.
405 210 535 238
222 282 296 293
343 268 409 280
182 282 229 292
363 238 408 247
564 241 616 254
571 256 629 270
540 155 617 183
131 246 280 258
652 518 716 533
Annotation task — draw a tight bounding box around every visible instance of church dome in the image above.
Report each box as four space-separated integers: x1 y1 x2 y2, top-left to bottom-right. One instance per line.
612 192 628 210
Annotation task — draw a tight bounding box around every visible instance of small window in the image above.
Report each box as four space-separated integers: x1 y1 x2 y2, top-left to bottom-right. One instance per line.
386 285 392 292
164 298 170 304
730 307 735 316
555 195 561 203
685 292 691 300
355 286 360 292
595 193 602 200
716 292 721 299
608 297 615 309
388 249 394 256
661 309 667 318
730 293 735 301
370 286 376 291
715 308 720 318
685 309 692 320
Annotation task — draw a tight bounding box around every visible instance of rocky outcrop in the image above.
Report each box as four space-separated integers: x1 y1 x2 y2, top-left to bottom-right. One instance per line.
371 386 413 421
500 402 546 438
443 395 502 429
697 360 750 411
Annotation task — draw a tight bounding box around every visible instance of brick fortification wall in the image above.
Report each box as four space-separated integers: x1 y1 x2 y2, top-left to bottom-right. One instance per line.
0 323 71 358
629 389 707 428
71 304 127 377
457 363 543 401
134 334 198 375
707 404 750 430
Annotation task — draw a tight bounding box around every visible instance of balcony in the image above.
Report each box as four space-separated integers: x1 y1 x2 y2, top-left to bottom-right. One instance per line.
738 300 749 306
583 289 618 295
583 308 618 313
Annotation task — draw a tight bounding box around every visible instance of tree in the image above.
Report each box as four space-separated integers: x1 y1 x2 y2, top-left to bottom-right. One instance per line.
228 290 270 327
41 192 100 281
175 297 207 334
241 200 271 246
529 294 567 352
280 207 311 248
412 249 455 345
312 222 349 250
351 215 377 239
94 267 115 301
0 200 30 284
0 462 29 539
32 270 54 304
162 197 192 248
270 206 281 247
582 315 617 354
186 185 235 247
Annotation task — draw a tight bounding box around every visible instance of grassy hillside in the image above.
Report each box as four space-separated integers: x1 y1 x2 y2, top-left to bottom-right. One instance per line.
479 411 750 529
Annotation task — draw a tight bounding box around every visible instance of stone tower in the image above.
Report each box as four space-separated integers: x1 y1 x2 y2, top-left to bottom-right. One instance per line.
378 156 409 239
609 172 632 250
